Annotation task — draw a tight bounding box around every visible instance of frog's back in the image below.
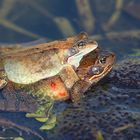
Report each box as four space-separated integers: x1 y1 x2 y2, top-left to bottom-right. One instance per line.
3 49 64 84
0 32 88 84
0 33 82 58
0 41 59 84
0 41 63 84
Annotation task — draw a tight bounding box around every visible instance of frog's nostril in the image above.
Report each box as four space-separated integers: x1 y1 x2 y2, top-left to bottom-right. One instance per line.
99 57 106 64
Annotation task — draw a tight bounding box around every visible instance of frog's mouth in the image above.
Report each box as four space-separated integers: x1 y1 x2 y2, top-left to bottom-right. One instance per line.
67 44 97 68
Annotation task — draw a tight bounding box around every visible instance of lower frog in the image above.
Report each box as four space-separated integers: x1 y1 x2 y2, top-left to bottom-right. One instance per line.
70 49 115 102
0 46 115 130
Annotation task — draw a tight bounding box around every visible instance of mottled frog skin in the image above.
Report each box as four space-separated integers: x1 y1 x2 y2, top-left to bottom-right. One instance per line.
0 33 115 130
0 32 97 85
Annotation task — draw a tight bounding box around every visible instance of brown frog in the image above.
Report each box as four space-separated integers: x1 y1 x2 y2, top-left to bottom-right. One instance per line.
0 32 97 86
0 48 115 130
0 32 98 129
0 33 115 130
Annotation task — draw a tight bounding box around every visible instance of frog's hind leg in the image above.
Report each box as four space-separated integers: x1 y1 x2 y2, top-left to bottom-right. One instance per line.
26 96 54 122
59 65 79 89
26 99 56 130
26 95 57 130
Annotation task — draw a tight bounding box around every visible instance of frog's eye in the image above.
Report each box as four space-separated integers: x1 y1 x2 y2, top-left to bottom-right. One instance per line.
99 57 106 64
90 66 102 75
77 40 86 49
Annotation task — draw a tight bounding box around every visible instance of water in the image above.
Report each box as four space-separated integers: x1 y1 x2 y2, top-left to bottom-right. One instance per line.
0 0 140 139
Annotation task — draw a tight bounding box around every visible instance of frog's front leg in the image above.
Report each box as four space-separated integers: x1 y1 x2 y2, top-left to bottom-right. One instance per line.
70 80 91 102
59 65 93 102
59 65 79 89
59 65 88 102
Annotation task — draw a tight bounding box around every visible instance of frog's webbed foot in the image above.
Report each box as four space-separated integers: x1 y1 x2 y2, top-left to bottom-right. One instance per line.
39 114 56 130
26 100 56 130
26 100 54 119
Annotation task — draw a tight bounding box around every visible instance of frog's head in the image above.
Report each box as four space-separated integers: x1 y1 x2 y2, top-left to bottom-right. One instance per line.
77 49 115 84
69 49 115 102
66 32 98 68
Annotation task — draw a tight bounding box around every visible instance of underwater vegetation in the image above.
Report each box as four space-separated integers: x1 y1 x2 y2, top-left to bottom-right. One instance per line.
0 0 140 139
0 0 140 41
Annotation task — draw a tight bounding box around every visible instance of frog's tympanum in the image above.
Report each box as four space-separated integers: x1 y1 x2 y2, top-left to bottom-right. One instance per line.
0 32 115 130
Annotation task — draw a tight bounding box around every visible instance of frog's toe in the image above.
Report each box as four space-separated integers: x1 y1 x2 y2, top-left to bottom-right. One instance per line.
40 122 56 130
26 103 49 118
39 114 56 130
26 112 46 118
35 117 49 122
26 102 52 120
26 112 49 123
0 79 7 89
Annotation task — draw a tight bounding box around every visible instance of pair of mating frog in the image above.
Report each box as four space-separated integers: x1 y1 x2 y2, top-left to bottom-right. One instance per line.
0 32 115 130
